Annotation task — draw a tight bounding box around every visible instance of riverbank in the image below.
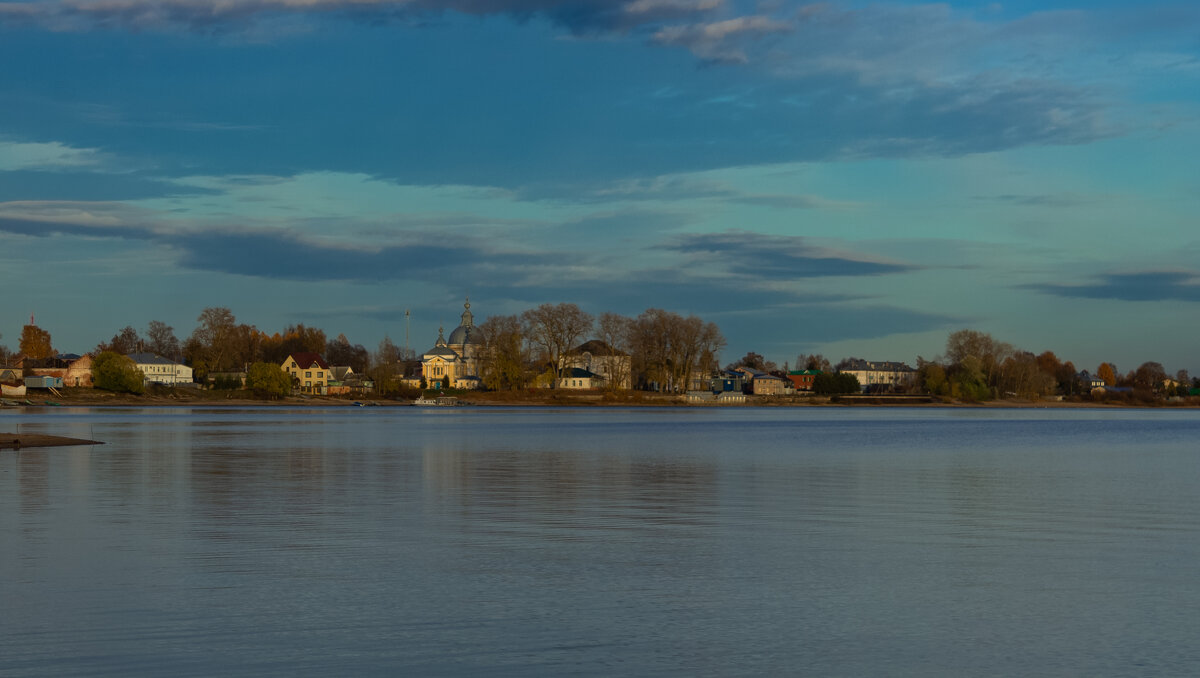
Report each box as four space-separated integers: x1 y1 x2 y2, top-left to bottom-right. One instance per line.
3 387 1196 408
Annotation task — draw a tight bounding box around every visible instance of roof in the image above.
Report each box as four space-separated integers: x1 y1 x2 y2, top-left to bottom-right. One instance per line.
287 352 330 370
573 340 628 357
788 369 822 376
127 352 182 366
561 367 602 379
753 373 786 381
839 359 914 372
423 346 460 360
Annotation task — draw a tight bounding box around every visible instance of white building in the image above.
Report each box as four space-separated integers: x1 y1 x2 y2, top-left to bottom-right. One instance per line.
838 359 916 392
127 352 194 385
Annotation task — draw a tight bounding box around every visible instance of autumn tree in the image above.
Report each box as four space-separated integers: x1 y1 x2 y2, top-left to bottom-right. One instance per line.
1096 362 1117 386
19 324 54 360
522 303 593 384
998 351 1056 398
480 314 529 390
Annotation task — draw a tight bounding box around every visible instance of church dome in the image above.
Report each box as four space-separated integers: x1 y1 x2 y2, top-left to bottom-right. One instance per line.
447 298 485 346
448 324 483 345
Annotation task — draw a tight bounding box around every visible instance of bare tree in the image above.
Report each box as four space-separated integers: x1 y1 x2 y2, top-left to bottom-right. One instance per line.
628 308 723 393
480 314 530 391
146 320 181 359
522 303 593 385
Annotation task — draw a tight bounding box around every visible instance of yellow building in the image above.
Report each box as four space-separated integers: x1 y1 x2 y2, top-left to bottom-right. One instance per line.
282 352 332 394
421 299 486 389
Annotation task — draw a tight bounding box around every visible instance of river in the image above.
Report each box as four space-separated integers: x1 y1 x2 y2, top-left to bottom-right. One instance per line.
2 406 1199 676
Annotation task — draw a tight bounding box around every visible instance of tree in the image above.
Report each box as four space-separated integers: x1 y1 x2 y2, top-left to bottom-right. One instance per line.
1132 362 1167 392
814 372 861 394
522 303 593 385
728 352 770 372
97 325 141 355
480 314 528 390
944 329 1013 397
19 324 54 360
326 334 369 372
146 320 181 359
186 307 238 378
368 335 403 395
796 353 832 372
1097 362 1117 386
627 308 723 392
245 362 292 399
92 351 146 394
595 312 632 390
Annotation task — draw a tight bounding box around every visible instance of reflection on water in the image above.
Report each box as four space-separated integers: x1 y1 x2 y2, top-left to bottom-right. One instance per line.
3 407 1200 676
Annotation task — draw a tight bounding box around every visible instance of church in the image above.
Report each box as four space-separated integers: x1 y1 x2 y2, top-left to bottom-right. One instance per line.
420 298 486 389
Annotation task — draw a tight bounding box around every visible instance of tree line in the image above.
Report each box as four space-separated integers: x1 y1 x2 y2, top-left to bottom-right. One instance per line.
914 329 1197 401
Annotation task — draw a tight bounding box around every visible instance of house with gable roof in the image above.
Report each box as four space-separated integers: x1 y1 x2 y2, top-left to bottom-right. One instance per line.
282 352 332 394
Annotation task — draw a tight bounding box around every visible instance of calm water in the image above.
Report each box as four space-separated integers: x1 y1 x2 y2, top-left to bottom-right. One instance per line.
3 406 1200 676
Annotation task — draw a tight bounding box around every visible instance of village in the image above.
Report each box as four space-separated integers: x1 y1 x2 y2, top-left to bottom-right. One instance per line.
2 300 1198 406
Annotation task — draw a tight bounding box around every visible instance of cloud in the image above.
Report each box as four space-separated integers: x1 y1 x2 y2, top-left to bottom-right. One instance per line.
972 193 1094 208
1026 272 1200 302
663 231 917 280
0 0 723 34
652 15 791 63
0 139 106 171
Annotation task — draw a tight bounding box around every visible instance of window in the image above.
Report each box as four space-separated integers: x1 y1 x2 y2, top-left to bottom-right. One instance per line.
306 371 312 377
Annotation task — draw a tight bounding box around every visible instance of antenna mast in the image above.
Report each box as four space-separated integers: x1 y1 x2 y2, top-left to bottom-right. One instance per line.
404 309 410 358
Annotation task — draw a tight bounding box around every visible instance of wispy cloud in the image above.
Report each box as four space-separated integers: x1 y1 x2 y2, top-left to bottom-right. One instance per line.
0 0 723 34
663 230 917 280
652 15 791 63
1026 271 1200 302
0 139 107 171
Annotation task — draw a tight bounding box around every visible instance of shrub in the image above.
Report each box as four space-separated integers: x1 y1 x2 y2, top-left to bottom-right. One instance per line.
92 351 146 394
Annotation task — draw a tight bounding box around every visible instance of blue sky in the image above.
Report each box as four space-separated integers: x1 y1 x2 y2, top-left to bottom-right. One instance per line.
2 0 1198 374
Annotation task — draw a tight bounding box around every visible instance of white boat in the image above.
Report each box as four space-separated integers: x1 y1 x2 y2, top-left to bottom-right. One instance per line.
414 395 460 407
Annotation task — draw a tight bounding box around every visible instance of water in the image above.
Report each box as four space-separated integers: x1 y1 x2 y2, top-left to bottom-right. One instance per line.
3 406 1200 676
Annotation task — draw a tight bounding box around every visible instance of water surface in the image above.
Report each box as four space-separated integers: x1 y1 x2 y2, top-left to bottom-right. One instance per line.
3 407 1199 676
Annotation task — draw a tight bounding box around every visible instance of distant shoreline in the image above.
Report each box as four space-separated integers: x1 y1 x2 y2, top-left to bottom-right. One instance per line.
3 388 1197 409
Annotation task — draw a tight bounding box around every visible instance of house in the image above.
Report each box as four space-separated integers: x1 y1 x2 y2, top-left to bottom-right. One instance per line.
710 371 747 394
837 359 916 393
25 354 94 388
563 340 631 389
787 369 821 392
751 373 788 395
128 353 193 386
557 367 604 389
282 352 332 394
1077 370 1106 390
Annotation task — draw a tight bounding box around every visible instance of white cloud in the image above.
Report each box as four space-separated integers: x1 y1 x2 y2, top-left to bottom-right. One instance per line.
0 139 106 171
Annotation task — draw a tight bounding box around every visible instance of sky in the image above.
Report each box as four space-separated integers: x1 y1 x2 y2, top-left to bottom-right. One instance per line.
1 0 1198 374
